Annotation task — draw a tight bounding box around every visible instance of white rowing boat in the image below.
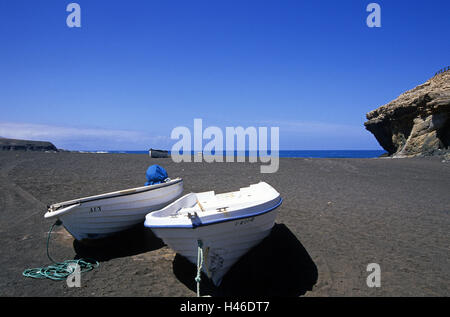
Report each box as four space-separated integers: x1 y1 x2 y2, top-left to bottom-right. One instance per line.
144 182 282 286
45 178 183 241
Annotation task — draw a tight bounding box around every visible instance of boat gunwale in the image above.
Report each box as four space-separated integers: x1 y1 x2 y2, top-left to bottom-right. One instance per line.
145 196 282 229
48 178 183 211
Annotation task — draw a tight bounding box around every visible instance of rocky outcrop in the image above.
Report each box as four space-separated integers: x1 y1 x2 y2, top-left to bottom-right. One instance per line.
0 137 58 152
364 71 450 157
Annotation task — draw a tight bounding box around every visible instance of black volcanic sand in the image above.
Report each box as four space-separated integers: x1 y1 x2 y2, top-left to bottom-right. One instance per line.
0 151 449 296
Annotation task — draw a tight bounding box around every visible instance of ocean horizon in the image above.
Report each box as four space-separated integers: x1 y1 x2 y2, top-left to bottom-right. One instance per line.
81 150 387 158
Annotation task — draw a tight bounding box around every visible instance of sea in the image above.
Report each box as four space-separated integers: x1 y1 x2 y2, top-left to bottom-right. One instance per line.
88 150 386 158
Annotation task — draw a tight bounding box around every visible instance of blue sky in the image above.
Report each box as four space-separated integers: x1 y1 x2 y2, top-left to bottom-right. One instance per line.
1 0 449 150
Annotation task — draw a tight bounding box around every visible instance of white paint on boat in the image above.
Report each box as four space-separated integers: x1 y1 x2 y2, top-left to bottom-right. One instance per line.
44 178 183 241
144 181 282 286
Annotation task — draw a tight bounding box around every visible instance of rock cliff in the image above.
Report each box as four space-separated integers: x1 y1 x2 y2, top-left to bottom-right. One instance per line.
364 70 450 157
0 137 58 152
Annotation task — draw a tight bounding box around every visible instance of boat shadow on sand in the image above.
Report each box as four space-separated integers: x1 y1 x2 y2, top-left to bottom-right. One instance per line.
72 223 164 262
172 223 318 296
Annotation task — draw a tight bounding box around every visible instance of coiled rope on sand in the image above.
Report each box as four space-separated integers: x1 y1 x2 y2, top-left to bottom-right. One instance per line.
22 220 99 281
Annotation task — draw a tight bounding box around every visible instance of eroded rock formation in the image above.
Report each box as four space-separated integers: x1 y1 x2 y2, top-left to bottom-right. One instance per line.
365 71 450 157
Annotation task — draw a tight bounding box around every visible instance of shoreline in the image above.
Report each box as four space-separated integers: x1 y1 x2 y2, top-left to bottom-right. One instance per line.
50 149 388 158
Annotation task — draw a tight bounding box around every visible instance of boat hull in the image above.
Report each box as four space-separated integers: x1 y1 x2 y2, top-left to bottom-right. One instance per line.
45 179 183 241
150 200 280 286
149 149 169 158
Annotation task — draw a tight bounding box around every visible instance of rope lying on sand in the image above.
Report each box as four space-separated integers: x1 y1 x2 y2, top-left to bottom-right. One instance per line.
22 220 99 281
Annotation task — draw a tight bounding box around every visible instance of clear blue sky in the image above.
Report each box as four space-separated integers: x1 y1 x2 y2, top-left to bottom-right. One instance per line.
1 0 449 150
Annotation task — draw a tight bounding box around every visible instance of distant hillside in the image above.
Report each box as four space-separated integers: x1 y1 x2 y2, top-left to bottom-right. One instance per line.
0 137 58 152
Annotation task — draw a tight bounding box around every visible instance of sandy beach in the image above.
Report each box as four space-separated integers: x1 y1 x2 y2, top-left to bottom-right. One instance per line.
0 151 449 297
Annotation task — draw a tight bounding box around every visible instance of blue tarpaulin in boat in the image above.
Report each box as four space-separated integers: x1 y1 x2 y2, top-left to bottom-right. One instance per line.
145 165 168 186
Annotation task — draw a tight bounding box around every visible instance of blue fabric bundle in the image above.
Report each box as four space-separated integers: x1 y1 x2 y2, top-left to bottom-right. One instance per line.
145 165 168 186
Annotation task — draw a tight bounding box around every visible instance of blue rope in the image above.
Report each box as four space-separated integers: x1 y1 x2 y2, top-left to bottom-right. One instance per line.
23 220 99 281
